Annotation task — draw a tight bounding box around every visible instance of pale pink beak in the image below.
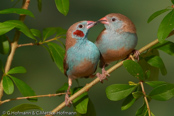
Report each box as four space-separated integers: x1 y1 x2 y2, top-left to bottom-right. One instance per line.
99 17 109 24
87 21 97 29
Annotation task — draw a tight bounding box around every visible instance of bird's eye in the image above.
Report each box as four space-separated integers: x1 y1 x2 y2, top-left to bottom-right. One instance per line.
78 24 83 28
112 18 116 22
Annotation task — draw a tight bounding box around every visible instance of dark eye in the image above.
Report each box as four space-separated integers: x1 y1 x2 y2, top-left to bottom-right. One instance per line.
112 18 116 22
79 24 83 28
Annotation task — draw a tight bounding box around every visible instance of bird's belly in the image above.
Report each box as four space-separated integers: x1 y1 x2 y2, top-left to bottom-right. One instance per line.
71 59 96 79
102 47 134 63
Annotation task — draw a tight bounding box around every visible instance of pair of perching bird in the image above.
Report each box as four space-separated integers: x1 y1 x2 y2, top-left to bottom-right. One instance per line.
63 13 138 106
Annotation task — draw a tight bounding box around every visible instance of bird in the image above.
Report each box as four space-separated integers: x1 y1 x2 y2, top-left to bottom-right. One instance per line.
63 20 101 106
95 13 138 79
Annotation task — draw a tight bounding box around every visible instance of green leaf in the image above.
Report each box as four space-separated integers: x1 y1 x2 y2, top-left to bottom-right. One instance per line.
0 8 34 17
37 0 42 12
145 56 167 75
30 29 41 39
152 40 174 56
0 35 10 54
139 49 159 81
149 83 174 101
55 0 69 16
47 42 65 73
146 81 168 88
147 9 170 23
3 76 14 95
121 94 136 110
73 87 89 114
56 83 68 93
2 20 36 40
2 104 43 116
123 60 145 81
7 66 26 75
136 103 148 116
43 27 66 41
0 22 15 35
132 91 143 99
75 99 96 116
171 0 174 4
158 9 174 43
10 76 37 101
106 84 136 101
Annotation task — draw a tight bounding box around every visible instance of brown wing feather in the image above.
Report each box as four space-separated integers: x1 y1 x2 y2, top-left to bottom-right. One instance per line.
96 28 106 44
63 53 68 76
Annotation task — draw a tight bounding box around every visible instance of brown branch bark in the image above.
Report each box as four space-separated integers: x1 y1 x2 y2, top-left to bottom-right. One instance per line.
46 30 174 116
0 93 66 105
0 0 30 101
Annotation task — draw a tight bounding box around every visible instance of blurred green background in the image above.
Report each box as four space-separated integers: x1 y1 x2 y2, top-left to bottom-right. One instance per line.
1 0 174 116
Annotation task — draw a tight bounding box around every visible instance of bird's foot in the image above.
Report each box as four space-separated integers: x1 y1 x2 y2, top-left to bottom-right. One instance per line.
96 68 110 83
133 50 140 61
65 93 72 107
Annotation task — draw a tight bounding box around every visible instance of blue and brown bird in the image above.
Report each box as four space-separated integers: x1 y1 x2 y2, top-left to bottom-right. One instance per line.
95 13 138 80
64 21 102 106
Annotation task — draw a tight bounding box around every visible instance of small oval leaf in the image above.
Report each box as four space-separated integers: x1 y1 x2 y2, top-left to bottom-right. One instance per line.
106 84 136 101
121 94 136 110
146 81 168 88
123 60 145 81
10 76 37 101
0 8 34 17
55 0 69 16
47 42 65 73
149 83 174 101
0 35 10 54
3 20 36 40
147 9 170 23
3 75 14 95
158 9 174 43
73 87 89 114
37 0 42 12
7 66 26 75
30 29 41 39
145 56 167 75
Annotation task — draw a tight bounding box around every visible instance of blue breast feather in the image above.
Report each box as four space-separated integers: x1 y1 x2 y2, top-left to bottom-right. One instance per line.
96 31 138 54
66 39 100 75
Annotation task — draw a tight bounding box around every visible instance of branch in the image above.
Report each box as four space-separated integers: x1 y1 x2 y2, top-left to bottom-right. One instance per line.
46 30 174 116
140 81 151 116
18 36 62 47
0 0 30 101
0 93 66 105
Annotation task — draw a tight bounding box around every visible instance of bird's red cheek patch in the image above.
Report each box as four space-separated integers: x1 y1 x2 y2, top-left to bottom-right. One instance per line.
73 30 84 37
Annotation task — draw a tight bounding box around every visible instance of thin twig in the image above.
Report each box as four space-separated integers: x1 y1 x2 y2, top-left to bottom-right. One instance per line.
140 81 151 116
18 36 62 47
46 30 174 116
0 93 66 105
0 0 30 101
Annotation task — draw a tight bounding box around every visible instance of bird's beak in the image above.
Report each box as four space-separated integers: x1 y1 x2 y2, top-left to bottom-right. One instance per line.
98 17 109 24
87 21 97 29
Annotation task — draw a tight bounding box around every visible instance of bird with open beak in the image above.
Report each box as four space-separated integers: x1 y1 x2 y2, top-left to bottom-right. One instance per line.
95 13 138 80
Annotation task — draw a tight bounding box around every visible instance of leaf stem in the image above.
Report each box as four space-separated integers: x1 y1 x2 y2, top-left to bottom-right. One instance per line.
0 0 30 101
0 93 65 105
46 30 174 116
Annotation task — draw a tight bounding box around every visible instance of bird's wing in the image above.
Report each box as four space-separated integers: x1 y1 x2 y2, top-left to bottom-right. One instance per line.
63 52 68 77
96 28 106 43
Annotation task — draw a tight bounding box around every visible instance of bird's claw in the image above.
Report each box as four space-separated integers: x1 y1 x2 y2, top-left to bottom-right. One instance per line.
96 68 110 83
134 50 140 61
65 93 72 107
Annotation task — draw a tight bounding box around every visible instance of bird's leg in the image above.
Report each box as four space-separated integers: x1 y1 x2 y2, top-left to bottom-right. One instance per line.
65 77 72 106
96 65 110 83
